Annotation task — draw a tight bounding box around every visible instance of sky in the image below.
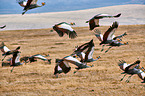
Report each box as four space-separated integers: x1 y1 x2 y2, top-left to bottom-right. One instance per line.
0 0 144 14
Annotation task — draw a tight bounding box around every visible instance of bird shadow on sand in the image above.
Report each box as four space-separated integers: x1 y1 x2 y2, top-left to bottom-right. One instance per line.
55 42 66 45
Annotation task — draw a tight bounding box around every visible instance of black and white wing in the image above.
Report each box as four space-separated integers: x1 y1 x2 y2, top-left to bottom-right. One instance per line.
54 59 71 75
0 42 11 55
32 54 47 61
137 67 145 83
53 22 77 39
118 60 130 71
10 51 23 66
0 25 6 29
86 13 121 30
94 29 103 42
17 0 27 7
103 21 118 41
63 56 90 69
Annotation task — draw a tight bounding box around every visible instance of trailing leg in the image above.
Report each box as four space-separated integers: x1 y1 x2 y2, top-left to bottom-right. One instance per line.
101 45 105 52
126 75 132 83
105 47 112 53
11 66 15 72
121 74 127 81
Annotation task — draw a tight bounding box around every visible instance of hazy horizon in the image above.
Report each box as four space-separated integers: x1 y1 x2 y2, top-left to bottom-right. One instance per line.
0 4 145 30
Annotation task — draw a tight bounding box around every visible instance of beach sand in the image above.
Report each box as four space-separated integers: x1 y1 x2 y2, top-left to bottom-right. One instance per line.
0 4 145 30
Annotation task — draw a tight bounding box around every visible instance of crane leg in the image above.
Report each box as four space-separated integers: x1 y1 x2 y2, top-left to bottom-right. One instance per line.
2 55 6 61
120 74 127 81
101 45 105 52
126 75 132 83
11 66 15 72
105 47 112 53
22 10 27 15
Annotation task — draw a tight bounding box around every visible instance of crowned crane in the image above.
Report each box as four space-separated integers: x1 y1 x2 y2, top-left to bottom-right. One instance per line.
54 55 95 77
0 25 6 29
54 59 71 77
86 13 121 30
73 39 100 62
1 47 22 72
20 54 51 64
53 22 77 39
118 60 143 83
17 0 45 15
0 42 20 61
10 50 23 72
94 21 128 53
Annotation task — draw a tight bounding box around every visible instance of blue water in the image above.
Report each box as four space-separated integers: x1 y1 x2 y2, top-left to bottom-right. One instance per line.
0 0 144 14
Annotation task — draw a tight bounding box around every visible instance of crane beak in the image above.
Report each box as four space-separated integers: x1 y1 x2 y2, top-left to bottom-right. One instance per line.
41 2 45 6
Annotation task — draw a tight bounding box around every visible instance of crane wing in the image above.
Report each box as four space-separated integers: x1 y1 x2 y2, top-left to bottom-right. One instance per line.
31 0 38 4
10 51 22 66
94 13 121 19
0 25 6 29
94 29 103 41
0 42 11 54
118 60 130 71
53 22 77 39
54 60 71 74
75 39 94 54
103 21 118 41
33 54 47 61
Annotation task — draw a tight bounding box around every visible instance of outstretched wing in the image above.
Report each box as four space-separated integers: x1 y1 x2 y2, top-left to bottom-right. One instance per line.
53 25 64 37
17 0 27 7
94 29 103 41
31 0 38 4
75 39 94 54
83 39 95 61
54 64 63 75
103 21 118 41
58 23 77 39
0 42 11 55
23 0 34 10
137 67 145 81
125 60 140 71
54 60 71 75
63 56 90 69
10 51 22 66
32 54 47 61
94 13 121 19
0 25 6 29
53 22 77 39
68 30 77 39
88 19 99 30
26 0 33 6
87 13 121 30
118 60 130 71
84 46 94 62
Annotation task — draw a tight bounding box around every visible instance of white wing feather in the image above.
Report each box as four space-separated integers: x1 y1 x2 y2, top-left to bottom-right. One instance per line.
31 0 38 4
3 46 11 52
107 28 117 40
59 24 74 31
34 54 47 61
15 53 21 63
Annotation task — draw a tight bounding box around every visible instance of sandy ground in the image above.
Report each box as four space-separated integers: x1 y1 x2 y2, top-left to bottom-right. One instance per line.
0 4 145 30
0 24 145 96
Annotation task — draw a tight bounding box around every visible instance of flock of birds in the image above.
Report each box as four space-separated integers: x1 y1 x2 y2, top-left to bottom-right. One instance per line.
0 0 144 83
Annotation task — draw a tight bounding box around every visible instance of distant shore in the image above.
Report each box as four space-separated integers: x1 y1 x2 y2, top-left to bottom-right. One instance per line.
0 4 145 30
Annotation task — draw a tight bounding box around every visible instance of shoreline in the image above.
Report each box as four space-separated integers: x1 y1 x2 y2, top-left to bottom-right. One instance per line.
0 4 145 30
1 24 145 31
